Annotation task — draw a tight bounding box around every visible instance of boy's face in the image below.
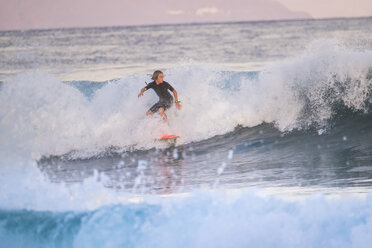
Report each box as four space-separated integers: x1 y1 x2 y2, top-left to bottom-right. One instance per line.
156 73 164 83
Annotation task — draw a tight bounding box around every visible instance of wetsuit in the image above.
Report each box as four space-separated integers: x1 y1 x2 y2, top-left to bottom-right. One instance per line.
145 81 175 113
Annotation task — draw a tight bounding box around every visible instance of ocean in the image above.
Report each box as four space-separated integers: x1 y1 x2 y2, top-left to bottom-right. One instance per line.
0 17 372 247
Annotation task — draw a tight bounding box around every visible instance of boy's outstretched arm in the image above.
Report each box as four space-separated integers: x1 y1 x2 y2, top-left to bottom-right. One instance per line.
138 88 147 98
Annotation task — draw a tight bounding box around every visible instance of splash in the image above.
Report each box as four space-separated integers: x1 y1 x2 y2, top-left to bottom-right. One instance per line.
0 41 371 159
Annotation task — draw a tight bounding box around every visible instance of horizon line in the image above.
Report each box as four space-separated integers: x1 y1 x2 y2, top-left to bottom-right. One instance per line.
1 15 371 33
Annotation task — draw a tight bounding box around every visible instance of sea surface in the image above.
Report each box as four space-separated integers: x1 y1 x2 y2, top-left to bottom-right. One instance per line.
0 17 372 247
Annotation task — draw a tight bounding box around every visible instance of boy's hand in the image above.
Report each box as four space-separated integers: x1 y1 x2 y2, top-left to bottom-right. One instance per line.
176 102 182 110
138 88 146 98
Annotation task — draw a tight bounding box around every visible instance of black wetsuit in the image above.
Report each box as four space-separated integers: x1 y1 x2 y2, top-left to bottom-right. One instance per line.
145 81 175 113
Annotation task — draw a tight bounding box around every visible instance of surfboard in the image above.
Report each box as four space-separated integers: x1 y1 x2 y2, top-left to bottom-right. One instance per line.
157 134 180 143
160 134 179 140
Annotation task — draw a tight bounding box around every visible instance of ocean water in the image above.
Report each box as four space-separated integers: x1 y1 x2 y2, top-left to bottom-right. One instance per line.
0 17 372 247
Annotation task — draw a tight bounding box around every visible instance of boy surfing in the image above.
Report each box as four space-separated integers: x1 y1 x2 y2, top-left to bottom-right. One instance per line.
138 70 182 122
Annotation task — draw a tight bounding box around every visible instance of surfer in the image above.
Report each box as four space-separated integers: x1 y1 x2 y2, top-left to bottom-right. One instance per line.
138 70 181 121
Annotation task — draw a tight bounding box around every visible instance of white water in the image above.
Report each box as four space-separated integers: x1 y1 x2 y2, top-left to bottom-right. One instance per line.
0 41 371 159
1 180 372 248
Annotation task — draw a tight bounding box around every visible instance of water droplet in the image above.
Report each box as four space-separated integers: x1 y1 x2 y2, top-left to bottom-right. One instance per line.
137 160 148 172
117 160 124 169
172 149 179 159
217 162 227 175
228 150 234 160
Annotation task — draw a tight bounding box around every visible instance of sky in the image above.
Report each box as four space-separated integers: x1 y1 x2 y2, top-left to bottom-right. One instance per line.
0 0 371 31
278 0 372 18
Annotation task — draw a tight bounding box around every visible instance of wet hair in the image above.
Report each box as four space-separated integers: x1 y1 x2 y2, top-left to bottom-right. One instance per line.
151 70 163 80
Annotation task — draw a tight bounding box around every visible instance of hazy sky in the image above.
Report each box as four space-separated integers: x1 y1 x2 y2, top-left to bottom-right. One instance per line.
0 0 371 31
278 0 372 18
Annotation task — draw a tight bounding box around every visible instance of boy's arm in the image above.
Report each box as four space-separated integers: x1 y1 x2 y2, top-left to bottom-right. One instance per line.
138 87 147 98
173 89 182 110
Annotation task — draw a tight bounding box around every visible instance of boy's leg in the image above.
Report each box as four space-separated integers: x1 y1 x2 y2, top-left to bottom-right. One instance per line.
158 107 168 121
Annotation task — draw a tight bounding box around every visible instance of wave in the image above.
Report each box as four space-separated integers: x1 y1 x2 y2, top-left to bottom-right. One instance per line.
0 41 371 159
1 190 372 248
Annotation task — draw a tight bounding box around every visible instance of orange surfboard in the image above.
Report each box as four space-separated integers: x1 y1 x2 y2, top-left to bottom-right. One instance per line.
158 134 180 144
160 134 179 140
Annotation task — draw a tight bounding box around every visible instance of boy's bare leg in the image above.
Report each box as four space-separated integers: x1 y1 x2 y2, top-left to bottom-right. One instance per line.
158 108 169 124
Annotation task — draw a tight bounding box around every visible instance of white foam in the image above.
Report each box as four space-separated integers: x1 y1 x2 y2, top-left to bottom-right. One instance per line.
2 180 372 248
0 41 371 159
